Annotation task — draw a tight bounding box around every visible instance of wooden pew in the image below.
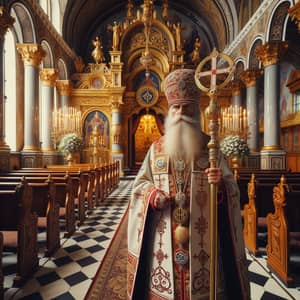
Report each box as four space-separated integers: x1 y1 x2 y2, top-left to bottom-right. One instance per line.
0 182 38 283
242 174 286 255
266 176 300 286
0 171 85 227
51 175 75 237
243 174 258 255
29 179 59 256
0 175 75 238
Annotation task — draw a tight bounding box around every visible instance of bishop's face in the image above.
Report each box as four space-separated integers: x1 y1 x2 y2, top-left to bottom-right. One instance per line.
164 103 202 162
169 103 197 119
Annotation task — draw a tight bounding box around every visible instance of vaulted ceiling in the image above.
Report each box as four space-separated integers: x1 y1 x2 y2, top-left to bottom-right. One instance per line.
62 0 242 60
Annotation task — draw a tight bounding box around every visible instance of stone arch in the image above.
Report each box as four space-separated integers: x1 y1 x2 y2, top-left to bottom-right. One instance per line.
266 1 292 41
10 2 36 43
57 58 68 80
41 40 53 68
248 37 263 70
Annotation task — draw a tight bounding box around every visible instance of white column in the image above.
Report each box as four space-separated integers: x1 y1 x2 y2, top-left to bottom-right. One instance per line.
56 80 72 108
17 44 45 151
40 68 58 151
256 41 288 169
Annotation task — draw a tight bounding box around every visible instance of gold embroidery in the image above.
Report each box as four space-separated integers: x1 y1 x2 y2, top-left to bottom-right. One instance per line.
153 154 169 174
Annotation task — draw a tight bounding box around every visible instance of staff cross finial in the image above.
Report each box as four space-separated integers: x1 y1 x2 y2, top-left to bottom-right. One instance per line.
194 47 234 94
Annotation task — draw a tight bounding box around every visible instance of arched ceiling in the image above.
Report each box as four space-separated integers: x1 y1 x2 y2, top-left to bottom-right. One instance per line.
62 0 240 61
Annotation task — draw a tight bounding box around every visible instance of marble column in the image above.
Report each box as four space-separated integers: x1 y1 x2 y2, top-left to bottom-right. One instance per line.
231 79 243 107
56 80 72 108
0 7 14 171
240 69 263 168
40 69 58 153
17 43 45 167
111 99 124 176
256 41 288 169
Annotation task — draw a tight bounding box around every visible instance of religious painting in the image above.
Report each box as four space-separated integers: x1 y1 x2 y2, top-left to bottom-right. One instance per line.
91 77 104 89
83 110 110 148
280 62 295 121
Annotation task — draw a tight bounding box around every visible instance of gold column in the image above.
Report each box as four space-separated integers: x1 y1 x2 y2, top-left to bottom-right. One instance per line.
0 7 14 151
17 44 45 151
289 1 300 32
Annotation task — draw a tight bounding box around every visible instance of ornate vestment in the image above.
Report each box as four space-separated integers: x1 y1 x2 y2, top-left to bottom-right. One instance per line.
127 136 250 300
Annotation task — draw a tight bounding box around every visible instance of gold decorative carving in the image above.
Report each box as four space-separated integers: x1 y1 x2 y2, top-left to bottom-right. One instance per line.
240 69 263 88
16 44 45 67
72 65 113 89
92 36 105 64
74 56 85 73
129 28 169 56
289 1 300 32
255 41 288 68
39 68 58 86
0 6 14 40
230 79 243 96
23 145 40 151
243 174 258 255
261 145 282 151
111 101 121 111
56 80 72 96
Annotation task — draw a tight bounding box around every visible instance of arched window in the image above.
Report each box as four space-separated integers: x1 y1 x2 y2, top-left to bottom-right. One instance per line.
4 29 17 151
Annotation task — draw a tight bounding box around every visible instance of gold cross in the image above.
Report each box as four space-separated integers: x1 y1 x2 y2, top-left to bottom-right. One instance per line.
194 48 234 94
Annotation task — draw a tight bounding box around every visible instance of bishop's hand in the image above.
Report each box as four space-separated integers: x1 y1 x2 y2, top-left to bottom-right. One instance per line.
205 167 222 185
151 189 170 210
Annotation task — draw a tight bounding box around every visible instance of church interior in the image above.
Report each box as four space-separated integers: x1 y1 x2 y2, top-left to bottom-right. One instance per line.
0 0 300 299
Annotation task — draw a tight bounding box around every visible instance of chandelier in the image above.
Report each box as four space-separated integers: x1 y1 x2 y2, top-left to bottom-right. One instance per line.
51 106 82 144
220 105 248 139
140 0 155 77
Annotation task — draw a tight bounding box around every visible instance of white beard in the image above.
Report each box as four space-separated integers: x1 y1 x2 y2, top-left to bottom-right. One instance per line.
164 111 203 162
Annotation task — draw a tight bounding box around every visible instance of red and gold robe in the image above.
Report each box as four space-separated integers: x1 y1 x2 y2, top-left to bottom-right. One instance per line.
127 136 250 300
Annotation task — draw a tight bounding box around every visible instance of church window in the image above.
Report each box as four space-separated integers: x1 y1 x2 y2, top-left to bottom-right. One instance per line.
293 92 300 113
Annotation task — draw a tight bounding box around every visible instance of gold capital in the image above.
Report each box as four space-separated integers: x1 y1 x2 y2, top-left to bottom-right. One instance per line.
230 79 243 96
289 1 300 32
56 80 72 96
255 41 288 68
0 7 15 40
16 44 45 67
240 69 263 87
39 68 58 86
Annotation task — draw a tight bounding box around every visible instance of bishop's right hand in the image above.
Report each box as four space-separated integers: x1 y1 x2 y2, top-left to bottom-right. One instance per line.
151 189 170 210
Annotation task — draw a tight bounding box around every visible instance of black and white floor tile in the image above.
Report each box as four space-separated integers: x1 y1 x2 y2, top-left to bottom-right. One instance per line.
2 178 300 299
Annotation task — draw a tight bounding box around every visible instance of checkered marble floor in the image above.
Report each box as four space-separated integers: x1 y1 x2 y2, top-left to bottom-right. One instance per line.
2 177 300 299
